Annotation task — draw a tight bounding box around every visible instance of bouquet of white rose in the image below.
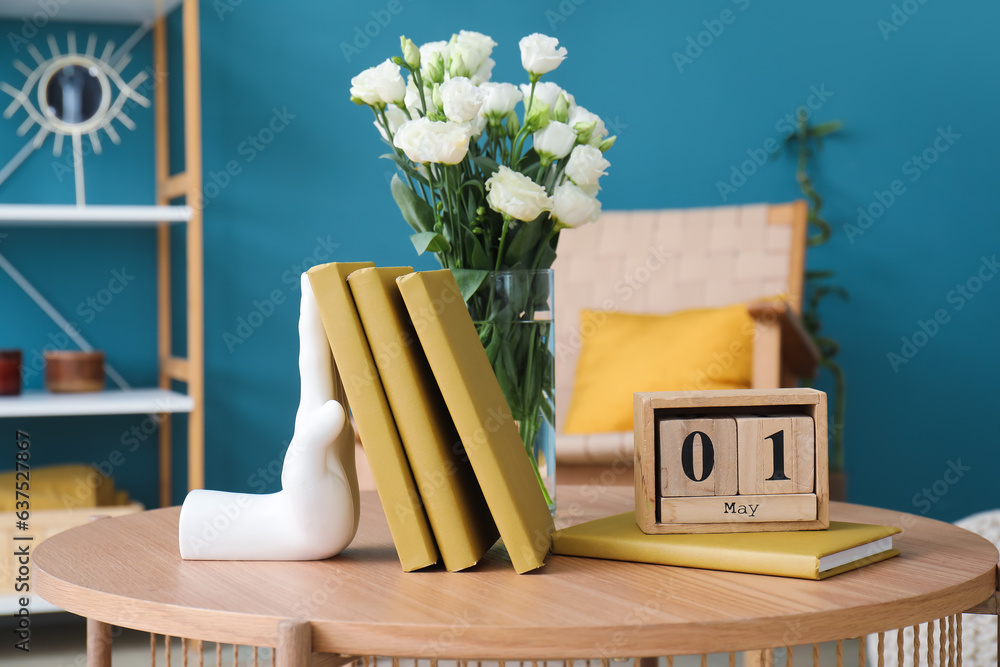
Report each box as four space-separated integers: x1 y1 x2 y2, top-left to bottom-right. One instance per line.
350 31 615 509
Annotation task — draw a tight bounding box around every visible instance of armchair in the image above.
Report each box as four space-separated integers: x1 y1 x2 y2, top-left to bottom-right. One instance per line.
552 200 820 485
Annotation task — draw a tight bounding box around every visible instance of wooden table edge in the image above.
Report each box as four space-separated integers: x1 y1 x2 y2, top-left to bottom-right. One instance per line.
33 497 1000 658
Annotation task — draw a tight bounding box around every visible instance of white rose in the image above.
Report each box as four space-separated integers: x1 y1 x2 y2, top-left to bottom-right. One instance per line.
374 105 408 142
350 68 381 105
350 59 405 106
393 117 472 165
420 40 448 62
370 59 405 104
564 144 610 196
466 115 487 138
551 182 601 228
486 165 553 222
419 40 449 69
470 57 495 85
568 105 608 145
532 121 577 160
519 33 568 76
448 30 497 79
520 81 565 111
420 41 448 81
439 77 486 123
479 82 523 119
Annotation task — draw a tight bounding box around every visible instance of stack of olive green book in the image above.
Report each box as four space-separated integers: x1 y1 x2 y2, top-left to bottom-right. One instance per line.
307 263 554 574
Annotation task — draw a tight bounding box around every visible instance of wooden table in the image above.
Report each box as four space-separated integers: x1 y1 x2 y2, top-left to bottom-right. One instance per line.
35 486 999 666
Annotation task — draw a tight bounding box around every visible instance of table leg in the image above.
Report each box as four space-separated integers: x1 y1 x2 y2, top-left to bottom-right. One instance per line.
87 618 113 667
638 658 658 667
743 649 774 667
277 620 312 667
84 515 114 667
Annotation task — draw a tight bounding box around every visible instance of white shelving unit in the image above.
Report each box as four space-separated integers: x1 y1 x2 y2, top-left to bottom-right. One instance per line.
0 0 205 502
0 0 204 614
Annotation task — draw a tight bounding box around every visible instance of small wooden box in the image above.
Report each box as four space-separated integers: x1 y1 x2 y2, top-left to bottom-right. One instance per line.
634 388 829 535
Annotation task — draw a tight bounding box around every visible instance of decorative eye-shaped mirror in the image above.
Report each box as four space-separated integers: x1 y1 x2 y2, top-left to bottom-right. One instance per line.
40 57 111 132
0 31 150 203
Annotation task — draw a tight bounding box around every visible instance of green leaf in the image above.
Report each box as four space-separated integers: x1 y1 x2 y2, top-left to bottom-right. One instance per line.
381 153 430 186
518 150 541 172
391 175 434 234
450 268 489 302
461 179 486 199
470 236 490 268
532 242 557 270
482 329 501 366
410 231 451 254
473 156 500 178
464 188 478 225
503 221 545 266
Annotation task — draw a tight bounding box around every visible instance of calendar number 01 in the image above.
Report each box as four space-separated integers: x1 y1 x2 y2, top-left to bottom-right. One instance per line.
680 429 789 482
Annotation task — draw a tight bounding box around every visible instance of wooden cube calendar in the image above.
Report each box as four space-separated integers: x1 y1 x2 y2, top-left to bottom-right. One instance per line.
634 388 829 534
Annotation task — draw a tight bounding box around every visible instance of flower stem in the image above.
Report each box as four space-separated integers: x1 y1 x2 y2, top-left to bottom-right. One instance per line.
427 165 448 268
412 67 428 117
444 165 463 267
512 82 537 168
494 215 512 273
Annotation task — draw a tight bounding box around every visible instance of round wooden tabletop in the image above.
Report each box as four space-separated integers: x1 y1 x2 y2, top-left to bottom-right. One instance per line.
35 486 998 658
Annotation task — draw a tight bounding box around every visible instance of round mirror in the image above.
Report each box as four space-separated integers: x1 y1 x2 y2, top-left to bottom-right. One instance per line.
38 56 110 133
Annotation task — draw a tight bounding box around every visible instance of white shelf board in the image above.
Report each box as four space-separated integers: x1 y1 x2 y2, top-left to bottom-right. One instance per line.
0 204 191 227
0 594 61 615
0 0 182 24
0 388 194 418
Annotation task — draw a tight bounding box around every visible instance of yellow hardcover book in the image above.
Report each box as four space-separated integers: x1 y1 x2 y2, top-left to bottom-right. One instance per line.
552 512 901 580
348 266 499 571
396 270 555 574
307 262 438 572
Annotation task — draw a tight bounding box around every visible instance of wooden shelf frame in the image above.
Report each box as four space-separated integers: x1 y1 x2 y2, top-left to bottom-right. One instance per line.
153 0 204 507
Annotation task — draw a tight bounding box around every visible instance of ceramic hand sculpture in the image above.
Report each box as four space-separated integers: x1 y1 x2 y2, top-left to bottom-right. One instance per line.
178 274 361 560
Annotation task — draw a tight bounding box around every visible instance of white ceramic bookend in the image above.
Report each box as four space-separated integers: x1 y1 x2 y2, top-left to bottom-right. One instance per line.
178 274 360 560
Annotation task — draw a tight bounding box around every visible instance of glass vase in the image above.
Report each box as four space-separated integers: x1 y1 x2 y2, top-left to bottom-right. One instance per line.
469 269 556 513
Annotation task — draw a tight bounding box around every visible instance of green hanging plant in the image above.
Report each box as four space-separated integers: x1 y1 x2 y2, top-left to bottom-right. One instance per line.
786 110 848 472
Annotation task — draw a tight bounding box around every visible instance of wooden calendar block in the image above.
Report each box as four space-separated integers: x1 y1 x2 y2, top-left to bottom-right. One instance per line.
658 416 737 497
634 389 828 535
736 415 815 495
659 493 817 524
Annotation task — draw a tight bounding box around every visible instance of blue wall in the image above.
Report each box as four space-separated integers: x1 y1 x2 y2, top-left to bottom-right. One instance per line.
1 1 997 521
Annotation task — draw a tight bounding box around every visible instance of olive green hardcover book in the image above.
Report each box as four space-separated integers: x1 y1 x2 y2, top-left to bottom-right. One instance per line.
552 512 901 580
396 270 554 574
307 262 438 572
348 267 500 571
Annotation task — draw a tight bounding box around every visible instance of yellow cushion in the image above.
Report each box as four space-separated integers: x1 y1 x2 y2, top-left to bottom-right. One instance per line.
0 464 123 511
562 304 755 434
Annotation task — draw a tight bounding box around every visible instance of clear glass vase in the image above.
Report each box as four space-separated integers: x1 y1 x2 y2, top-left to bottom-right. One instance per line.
469 269 556 513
